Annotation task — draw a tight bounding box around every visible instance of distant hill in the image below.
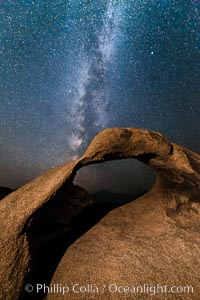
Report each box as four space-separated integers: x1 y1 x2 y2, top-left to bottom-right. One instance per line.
92 189 147 204
0 187 13 200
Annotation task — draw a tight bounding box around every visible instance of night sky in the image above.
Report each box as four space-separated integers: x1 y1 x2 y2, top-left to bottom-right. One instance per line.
0 0 199 194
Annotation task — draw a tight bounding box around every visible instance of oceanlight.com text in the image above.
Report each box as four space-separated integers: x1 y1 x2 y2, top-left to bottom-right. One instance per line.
25 282 194 296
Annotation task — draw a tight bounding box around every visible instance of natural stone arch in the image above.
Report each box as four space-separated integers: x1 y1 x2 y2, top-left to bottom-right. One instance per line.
0 127 200 299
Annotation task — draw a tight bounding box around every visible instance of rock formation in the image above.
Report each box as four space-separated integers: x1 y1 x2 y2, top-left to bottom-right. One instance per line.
0 127 200 299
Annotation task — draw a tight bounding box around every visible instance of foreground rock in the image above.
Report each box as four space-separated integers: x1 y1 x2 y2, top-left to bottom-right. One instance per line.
48 185 200 299
0 128 200 299
0 160 92 300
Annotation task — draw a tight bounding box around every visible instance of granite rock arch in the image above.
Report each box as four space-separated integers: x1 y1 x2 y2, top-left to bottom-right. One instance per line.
0 127 200 299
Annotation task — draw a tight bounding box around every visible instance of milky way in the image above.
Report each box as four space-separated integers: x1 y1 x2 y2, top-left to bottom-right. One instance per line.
0 0 199 192
67 1 124 158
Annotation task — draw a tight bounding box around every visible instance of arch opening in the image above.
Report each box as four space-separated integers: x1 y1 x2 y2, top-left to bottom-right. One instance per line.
74 158 156 204
67 158 157 242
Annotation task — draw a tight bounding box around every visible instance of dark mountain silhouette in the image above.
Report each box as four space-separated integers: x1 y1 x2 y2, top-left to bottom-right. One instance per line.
92 189 147 204
0 186 12 200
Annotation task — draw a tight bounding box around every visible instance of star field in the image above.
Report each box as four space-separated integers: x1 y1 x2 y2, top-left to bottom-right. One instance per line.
0 0 199 192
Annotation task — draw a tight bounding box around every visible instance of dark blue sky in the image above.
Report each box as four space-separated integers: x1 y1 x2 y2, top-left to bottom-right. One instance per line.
0 0 199 191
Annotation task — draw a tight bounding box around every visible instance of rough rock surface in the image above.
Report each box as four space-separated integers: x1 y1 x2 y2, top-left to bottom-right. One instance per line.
0 128 200 299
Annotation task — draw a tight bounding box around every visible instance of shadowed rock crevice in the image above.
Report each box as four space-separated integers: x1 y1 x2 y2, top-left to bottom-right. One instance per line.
0 127 200 300
31 184 93 246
